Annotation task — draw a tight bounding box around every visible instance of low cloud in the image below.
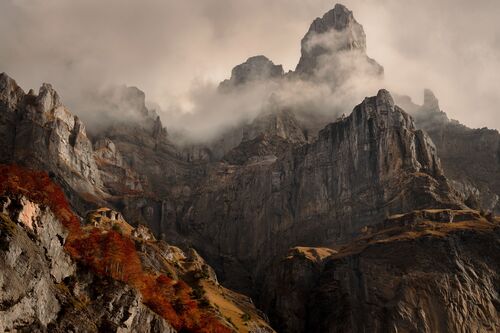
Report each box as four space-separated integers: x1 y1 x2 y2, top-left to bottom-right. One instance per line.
0 0 498 139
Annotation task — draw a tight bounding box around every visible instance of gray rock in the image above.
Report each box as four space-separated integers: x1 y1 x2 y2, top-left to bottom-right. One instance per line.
295 4 383 79
0 74 105 213
261 210 500 333
220 55 284 89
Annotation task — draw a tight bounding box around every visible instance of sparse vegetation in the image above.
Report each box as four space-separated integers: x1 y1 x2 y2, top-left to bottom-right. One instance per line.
241 312 251 322
0 164 232 333
111 223 122 234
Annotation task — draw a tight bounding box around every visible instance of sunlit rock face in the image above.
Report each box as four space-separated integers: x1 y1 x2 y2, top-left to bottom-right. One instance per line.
0 193 177 333
0 73 105 212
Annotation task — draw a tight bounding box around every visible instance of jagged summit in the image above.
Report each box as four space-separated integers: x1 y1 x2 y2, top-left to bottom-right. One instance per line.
0 72 25 109
319 89 444 178
220 55 284 89
36 82 62 112
305 3 366 49
295 3 383 78
423 88 440 111
374 88 395 108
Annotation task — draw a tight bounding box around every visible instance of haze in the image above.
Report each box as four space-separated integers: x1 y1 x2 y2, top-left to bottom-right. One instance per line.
1 0 499 132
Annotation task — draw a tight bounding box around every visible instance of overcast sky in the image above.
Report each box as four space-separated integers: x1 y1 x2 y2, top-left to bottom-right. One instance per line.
1 0 499 130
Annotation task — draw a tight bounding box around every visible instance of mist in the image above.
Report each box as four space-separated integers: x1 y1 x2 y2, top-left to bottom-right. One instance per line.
1 0 499 140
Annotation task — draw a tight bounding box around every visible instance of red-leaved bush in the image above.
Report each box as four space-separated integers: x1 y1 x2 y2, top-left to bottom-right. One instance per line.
0 164 231 333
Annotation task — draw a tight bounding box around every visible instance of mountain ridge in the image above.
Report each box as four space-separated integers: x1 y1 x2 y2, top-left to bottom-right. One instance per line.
0 2 499 332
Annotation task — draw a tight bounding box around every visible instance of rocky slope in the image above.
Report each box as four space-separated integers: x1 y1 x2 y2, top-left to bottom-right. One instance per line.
261 209 500 332
0 164 273 333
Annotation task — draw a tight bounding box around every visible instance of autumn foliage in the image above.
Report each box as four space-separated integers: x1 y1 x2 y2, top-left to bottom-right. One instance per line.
0 164 231 333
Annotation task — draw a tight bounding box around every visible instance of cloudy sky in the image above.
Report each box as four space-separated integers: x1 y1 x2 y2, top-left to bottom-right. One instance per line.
1 0 499 130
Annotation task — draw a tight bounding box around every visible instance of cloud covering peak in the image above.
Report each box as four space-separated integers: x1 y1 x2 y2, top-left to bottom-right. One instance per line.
1 0 498 135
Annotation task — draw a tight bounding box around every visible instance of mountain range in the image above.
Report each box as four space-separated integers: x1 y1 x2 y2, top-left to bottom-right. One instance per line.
0 3 499 332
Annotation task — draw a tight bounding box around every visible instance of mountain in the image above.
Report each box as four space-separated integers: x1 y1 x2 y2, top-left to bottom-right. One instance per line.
295 3 383 81
396 90 500 213
0 2 499 332
177 89 463 295
220 56 285 89
0 165 273 332
261 209 500 332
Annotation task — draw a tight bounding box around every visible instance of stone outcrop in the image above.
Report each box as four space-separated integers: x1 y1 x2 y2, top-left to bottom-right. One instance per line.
260 247 336 333
261 209 500 333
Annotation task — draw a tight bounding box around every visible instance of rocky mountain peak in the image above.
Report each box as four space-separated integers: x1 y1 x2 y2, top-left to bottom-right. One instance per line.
103 85 149 118
355 89 409 128
220 55 284 89
295 3 377 76
423 88 440 111
317 89 446 178
0 72 25 109
309 4 363 45
36 83 62 113
375 88 395 108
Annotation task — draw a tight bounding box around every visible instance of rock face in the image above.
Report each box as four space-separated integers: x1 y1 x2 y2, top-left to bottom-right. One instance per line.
0 165 274 333
295 3 383 80
242 109 306 144
220 55 284 89
260 247 336 333
0 73 105 213
396 89 500 213
93 137 144 195
0 194 176 333
178 90 463 293
0 3 498 332
261 209 500 333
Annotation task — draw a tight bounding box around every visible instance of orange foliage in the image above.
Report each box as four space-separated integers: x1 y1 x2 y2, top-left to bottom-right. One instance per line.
0 164 231 333
0 164 80 234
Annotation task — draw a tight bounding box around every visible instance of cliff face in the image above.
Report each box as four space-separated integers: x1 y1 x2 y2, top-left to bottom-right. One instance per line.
1 3 498 332
1 66 458 297
261 209 500 333
0 73 105 212
177 90 463 293
397 89 500 213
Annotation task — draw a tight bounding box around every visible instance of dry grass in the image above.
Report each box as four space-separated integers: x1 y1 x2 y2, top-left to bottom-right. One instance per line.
331 213 499 260
287 246 337 262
